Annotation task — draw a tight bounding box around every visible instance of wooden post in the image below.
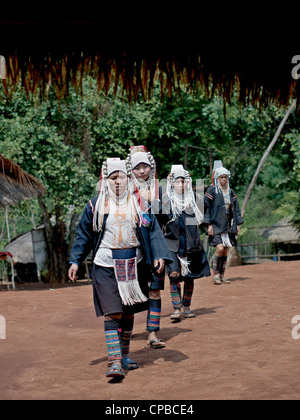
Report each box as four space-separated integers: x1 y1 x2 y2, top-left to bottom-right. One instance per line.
5 206 10 243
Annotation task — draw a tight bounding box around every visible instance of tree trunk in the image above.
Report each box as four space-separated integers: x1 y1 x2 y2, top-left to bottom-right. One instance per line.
241 99 297 218
38 198 69 283
67 212 79 262
227 99 297 268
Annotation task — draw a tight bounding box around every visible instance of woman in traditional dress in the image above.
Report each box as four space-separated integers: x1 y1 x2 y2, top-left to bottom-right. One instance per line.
203 164 244 284
159 164 211 321
126 145 167 349
68 158 172 379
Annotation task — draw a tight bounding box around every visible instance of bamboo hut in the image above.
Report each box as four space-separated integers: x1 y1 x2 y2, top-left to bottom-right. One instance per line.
0 14 299 106
4 230 35 265
3 226 48 283
0 155 45 288
261 219 300 244
261 218 300 244
1 230 38 288
0 154 45 207
261 218 300 260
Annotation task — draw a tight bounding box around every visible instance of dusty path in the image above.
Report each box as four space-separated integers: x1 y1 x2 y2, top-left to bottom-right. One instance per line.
1 260 300 400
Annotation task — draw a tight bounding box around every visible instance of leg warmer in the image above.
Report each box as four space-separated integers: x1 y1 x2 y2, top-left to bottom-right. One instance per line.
146 298 162 332
212 255 222 274
170 282 182 309
104 319 122 365
182 279 194 308
120 314 134 356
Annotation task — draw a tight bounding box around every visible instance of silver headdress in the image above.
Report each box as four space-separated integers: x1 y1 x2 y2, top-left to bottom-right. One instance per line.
212 160 231 194
93 157 150 232
166 164 203 225
126 145 159 200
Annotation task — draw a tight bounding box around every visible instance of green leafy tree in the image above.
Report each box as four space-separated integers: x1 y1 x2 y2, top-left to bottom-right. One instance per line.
1 80 299 281
273 129 300 228
0 86 97 282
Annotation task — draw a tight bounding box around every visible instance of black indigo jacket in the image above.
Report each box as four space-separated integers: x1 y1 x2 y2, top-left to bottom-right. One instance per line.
203 186 244 235
69 196 173 270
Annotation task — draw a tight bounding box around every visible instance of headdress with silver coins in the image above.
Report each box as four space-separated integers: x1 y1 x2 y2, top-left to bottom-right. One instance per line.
93 157 149 306
126 145 159 202
93 157 150 232
212 160 231 194
212 160 233 247
166 164 203 226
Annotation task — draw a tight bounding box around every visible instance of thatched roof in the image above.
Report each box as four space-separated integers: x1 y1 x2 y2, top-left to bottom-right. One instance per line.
0 16 299 106
0 154 45 206
261 219 300 244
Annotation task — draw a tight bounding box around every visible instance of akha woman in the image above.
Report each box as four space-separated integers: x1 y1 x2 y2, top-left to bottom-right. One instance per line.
68 158 172 379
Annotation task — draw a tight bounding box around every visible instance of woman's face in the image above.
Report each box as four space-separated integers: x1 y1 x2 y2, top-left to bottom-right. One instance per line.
218 175 228 188
108 171 128 196
132 163 151 182
173 177 186 194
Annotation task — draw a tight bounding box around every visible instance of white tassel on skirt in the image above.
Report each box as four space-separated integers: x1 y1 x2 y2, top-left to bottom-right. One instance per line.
177 255 192 277
113 257 148 306
221 233 232 248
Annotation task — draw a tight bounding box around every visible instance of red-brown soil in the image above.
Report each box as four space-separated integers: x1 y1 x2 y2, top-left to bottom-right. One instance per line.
1 260 300 400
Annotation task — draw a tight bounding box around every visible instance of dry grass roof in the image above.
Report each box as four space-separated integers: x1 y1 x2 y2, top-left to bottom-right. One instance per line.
0 154 45 206
0 18 299 106
261 218 300 244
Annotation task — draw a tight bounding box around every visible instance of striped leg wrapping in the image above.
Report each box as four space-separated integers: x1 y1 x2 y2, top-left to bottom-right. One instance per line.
170 283 182 309
182 281 194 307
146 299 161 332
219 256 227 275
104 319 122 365
121 315 134 356
213 255 222 274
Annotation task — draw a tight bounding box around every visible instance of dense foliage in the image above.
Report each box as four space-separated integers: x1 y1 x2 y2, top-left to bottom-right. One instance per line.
0 79 299 281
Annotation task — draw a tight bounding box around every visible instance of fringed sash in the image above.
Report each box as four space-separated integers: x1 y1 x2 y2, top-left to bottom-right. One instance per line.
112 248 148 306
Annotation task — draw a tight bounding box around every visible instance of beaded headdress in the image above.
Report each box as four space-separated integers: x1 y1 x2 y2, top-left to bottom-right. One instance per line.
212 160 231 194
126 145 159 202
166 164 203 225
93 157 150 232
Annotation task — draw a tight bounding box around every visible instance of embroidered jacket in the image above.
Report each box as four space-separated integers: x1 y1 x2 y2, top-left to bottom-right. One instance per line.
203 186 244 235
69 196 173 269
151 188 205 254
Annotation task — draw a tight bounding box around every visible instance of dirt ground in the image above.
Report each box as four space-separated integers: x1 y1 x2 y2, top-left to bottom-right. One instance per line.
1 260 300 400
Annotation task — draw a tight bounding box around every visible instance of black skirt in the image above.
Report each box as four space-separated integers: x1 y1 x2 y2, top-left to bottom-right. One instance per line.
167 249 211 282
91 259 152 317
209 233 237 247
